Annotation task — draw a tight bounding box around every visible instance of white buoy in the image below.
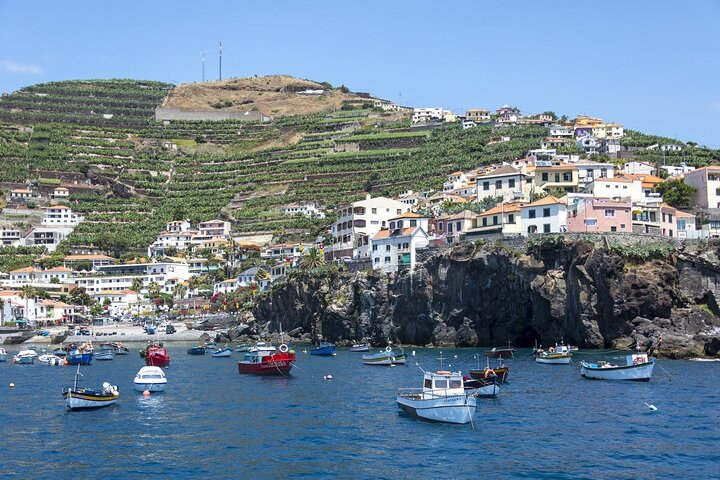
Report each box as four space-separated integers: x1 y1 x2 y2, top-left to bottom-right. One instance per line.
9 383 15 389
303 349 307 354
645 403 657 411
332 353 337 356
412 351 416 356
324 374 333 380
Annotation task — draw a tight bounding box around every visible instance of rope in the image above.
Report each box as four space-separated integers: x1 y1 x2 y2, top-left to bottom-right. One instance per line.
655 361 673 381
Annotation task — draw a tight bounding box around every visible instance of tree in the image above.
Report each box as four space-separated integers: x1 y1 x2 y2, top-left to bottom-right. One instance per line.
0 298 5 326
299 247 326 271
131 277 144 296
655 179 697 208
173 283 188 300
147 281 161 299
188 275 202 295
19 285 36 320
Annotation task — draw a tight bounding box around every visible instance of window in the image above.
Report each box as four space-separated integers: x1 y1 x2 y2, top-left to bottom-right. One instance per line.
495 180 502 189
397 209 402 215
600 168 607 178
384 256 391 264
438 222 443 231
711 221 720 229
482 217 487 227
620 224 626 229
372 245 378 251
678 220 686 231
449 379 462 389
605 209 615 217
563 173 572 182
508 179 515 189
610 226 617 232
410 220 417 227
483 181 490 191
456 221 462 231
543 208 551 217
385 245 391 251
543 224 551 233
555 174 560 182
668 214 673 222
662 213 666 222
508 213 515 223
434 379 448 389
541 173 548 182
371 208 377 214
716 188 720 196
493 216 499 225
529 209 536 219
584 219 597 226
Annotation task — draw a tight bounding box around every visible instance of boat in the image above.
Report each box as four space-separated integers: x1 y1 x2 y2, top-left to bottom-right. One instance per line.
143 342 170 367
66 342 94 365
484 341 515 359
38 353 64 366
3 330 36 345
310 341 336 356
211 348 232 358
204 340 218 350
238 342 295 375
94 349 115 361
580 350 656 381
63 365 119 410
133 366 168 392
100 342 129 355
187 346 207 355
350 343 370 352
362 346 407 366
0 347 6 362
13 349 38 364
234 345 250 352
463 375 500 398
53 347 67 357
397 366 477 424
469 354 510 384
534 343 572 364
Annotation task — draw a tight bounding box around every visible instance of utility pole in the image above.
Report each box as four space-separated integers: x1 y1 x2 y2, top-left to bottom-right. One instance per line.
218 42 223 80
201 51 205 82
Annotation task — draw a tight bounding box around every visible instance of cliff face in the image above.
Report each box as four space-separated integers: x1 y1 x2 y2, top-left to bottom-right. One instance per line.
251 239 720 358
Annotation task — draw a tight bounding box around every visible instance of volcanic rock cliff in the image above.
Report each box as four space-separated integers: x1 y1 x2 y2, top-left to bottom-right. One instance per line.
249 238 720 358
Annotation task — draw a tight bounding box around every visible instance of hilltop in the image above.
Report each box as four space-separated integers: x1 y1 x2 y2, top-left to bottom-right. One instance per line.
161 75 381 118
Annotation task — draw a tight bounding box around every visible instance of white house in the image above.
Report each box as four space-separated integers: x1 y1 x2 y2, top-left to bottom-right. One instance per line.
74 262 191 297
575 159 615 188
549 125 573 138
166 220 192 233
281 203 325 218
660 164 694 177
41 206 84 226
370 226 429 273
684 166 720 209
443 171 469 192
93 289 139 316
198 220 231 238
592 123 624 139
476 165 532 202
412 107 445 124
148 231 197 257
466 109 491 122
332 195 411 259
576 136 599 154
0 227 24 246
520 196 568 235
585 176 644 203
52 187 70 199
623 161 656 175
213 279 238 296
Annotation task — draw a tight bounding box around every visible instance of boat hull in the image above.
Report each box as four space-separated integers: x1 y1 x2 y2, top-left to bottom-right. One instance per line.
309 345 335 356
484 348 514 359
396 394 476 424
145 348 170 367
581 360 655 381
363 351 406 366
134 382 166 392
187 347 207 355
350 344 370 352
211 349 232 358
237 352 295 375
469 367 509 384
64 390 119 410
95 351 114 361
535 354 572 364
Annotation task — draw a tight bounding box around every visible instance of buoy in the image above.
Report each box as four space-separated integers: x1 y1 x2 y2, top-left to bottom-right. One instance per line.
302 349 307 354
332 353 337 356
9 383 15 389
412 351 416 356
645 403 657 411
324 375 333 380
143 390 151 397
454 355 457 359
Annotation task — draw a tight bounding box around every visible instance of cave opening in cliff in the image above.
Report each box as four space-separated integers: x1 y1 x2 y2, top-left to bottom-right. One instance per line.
516 326 541 348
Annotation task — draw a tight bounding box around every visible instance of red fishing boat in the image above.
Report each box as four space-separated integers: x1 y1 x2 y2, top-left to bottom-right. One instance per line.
237 342 295 375
140 341 170 367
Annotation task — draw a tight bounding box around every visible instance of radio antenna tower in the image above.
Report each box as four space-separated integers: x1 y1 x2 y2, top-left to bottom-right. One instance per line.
218 42 223 80
201 51 205 82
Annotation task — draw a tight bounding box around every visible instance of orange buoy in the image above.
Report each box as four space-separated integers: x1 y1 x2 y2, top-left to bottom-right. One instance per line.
143 390 151 397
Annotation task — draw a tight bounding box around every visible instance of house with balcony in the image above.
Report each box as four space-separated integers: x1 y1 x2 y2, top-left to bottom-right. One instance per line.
466 202 523 239
198 219 231 238
25 227 71 252
476 165 533 202
549 124 573 139
567 198 632 233
63 254 116 270
435 210 475 244
683 166 720 209
443 171 469 192
631 196 664 235
41 206 84 226
520 196 568 235
495 105 521 124
534 162 579 194
592 123 624 139
148 231 197 257
660 164 694 177
623 161 656 175
166 220 192 233
412 107 445 124
281 203 325 218
575 135 599 154
74 262 191 297
370 226 429 273
541 137 572 150
52 187 70 199
332 195 411 259
0 226 24 246
93 290 139 316
466 109 491 122
575 159 615 188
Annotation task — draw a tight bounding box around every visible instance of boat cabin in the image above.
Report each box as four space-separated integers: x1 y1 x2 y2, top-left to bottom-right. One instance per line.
423 372 465 394
628 353 649 366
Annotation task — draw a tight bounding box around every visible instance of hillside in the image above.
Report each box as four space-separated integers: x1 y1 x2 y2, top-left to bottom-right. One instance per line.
161 75 381 117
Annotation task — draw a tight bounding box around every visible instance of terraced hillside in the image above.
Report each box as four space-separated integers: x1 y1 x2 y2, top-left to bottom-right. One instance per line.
0 77 551 255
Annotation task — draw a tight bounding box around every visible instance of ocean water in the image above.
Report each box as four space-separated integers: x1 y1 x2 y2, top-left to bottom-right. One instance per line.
0 346 718 479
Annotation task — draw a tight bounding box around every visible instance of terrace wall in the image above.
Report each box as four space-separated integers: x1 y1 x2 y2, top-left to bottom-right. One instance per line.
155 107 270 122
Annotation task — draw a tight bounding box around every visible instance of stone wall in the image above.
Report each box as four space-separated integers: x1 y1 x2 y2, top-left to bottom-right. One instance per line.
155 107 270 122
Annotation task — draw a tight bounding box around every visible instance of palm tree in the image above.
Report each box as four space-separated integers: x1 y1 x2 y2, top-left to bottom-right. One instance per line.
19 285 36 322
173 283 188 300
147 282 161 299
131 277 144 297
0 298 5 326
299 247 326 271
187 275 202 295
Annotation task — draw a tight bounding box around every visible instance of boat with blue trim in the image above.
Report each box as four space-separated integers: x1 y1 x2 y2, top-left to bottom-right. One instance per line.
581 350 655 381
310 341 335 356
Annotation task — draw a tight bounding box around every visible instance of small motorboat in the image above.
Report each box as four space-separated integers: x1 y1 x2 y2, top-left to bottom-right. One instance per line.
134 366 168 392
94 350 114 361
38 354 64 366
397 369 476 424
238 342 295 375
310 341 336 356
234 345 250 352
187 346 207 355
363 346 407 366
463 375 500 398
204 340 218 350
13 349 38 364
53 347 67 357
581 350 656 381
64 366 119 410
100 342 129 355
141 341 170 367
350 343 370 352
66 343 94 365
0 347 6 362
534 343 572 365
211 348 232 358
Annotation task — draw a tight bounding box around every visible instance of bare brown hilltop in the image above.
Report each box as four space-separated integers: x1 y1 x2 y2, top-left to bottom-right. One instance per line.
160 75 381 118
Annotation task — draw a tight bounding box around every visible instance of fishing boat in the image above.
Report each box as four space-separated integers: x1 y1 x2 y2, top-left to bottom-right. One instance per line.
211 348 232 358
13 349 38 364
94 349 114 361
580 350 656 381
463 375 500 398
238 342 295 375
397 364 477 424
204 340 218 350
63 365 119 410
469 354 510 384
362 346 407 366
0 347 6 362
134 366 167 392
38 353 64 366
141 341 170 367
100 342 129 355
234 344 250 352
350 343 370 352
310 341 336 356
187 346 207 355
484 341 515 359
53 347 67 357
66 342 94 365
534 343 572 364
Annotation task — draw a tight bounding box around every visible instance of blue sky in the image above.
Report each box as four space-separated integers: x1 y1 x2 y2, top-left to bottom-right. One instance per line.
1 1 718 146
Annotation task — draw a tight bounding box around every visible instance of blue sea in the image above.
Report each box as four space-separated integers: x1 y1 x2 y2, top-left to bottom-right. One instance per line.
0 345 718 479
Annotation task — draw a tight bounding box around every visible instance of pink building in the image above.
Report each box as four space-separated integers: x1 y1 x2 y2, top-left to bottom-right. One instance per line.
567 198 632 233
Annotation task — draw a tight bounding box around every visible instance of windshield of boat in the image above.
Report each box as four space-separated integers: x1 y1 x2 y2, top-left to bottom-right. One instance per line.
141 374 163 379
434 379 448 389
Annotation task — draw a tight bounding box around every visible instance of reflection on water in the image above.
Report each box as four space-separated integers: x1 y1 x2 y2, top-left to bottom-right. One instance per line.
0 345 718 478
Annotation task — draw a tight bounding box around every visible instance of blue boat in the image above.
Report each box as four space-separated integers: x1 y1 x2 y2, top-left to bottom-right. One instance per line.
187 346 207 355
66 351 93 365
310 342 336 356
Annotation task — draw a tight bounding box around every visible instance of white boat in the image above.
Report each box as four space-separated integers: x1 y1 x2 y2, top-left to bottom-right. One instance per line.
0 347 6 362
581 352 656 381
535 343 572 364
211 348 232 358
363 346 407 366
94 350 115 361
13 349 38 364
38 354 64 366
64 366 119 410
134 366 167 392
397 370 476 424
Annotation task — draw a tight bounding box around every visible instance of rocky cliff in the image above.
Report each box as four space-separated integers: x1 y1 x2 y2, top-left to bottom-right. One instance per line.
248 238 720 358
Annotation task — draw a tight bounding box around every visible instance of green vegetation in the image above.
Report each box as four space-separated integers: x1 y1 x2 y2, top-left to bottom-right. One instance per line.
655 179 697 208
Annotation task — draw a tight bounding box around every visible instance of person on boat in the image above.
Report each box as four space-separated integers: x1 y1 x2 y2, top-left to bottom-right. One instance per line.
646 336 663 356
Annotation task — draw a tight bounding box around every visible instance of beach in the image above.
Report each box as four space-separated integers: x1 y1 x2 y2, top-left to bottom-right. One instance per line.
2 322 206 345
